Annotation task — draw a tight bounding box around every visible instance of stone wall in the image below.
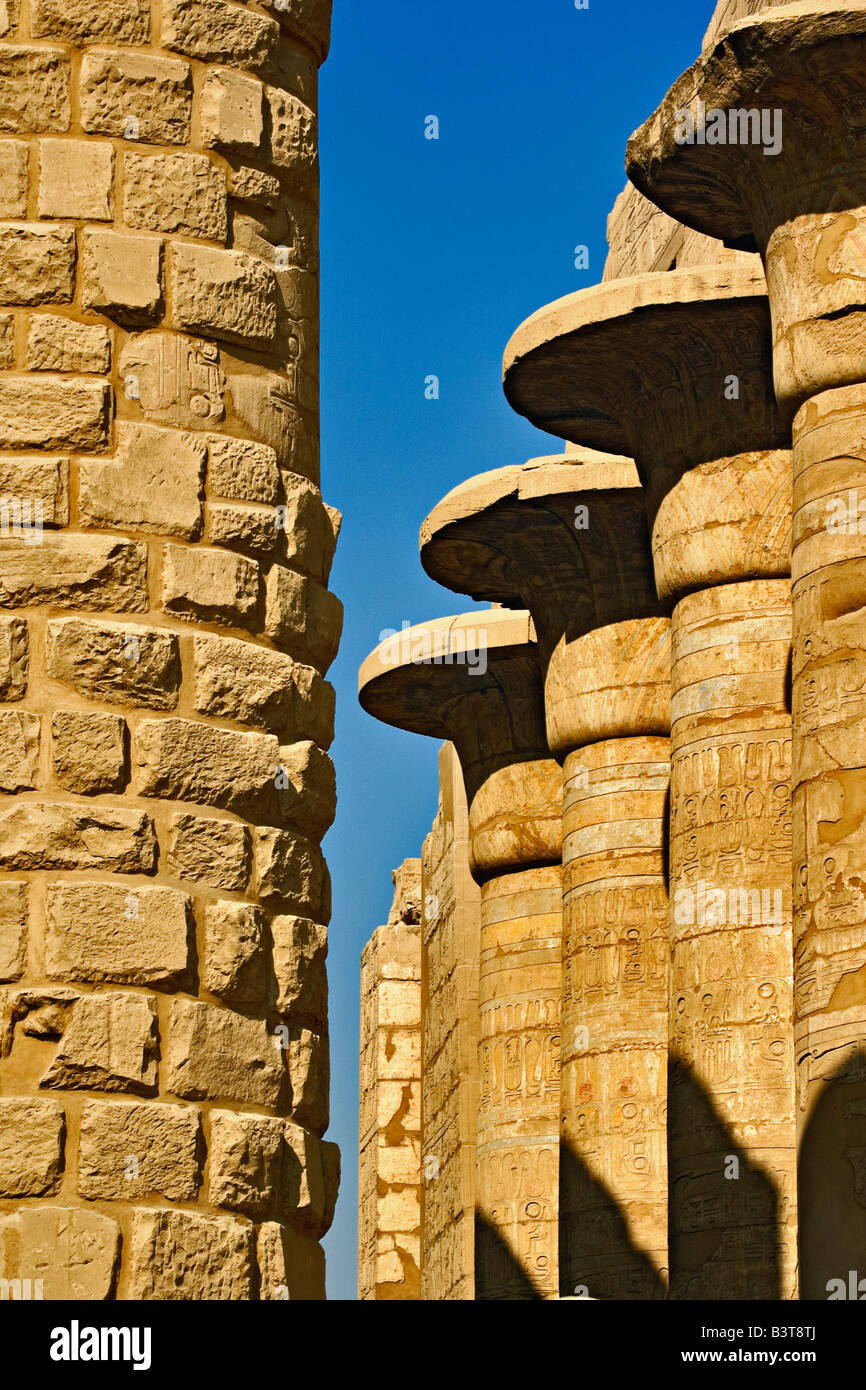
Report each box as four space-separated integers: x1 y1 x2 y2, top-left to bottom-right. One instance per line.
0 0 340 1300
358 860 422 1300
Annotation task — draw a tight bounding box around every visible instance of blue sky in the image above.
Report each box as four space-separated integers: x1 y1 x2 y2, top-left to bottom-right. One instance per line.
319 0 713 1299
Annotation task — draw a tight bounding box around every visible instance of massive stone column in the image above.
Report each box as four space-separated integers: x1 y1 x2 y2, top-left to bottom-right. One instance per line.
0 0 340 1300
626 0 866 1299
360 610 563 1299
503 266 797 1298
421 452 672 1299
420 741 481 1301
358 860 422 1301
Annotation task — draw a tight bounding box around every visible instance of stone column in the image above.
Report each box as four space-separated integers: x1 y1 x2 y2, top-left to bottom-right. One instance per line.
626 0 866 1299
421 452 672 1299
504 266 797 1298
360 610 563 1299
0 0 340 1301
358 861 422 1300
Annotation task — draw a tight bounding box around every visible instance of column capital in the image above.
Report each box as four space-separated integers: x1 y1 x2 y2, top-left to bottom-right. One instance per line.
502 267 790 602
358 609 562 879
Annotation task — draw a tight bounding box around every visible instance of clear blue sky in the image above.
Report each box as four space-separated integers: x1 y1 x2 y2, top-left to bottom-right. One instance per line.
319 0 714 1299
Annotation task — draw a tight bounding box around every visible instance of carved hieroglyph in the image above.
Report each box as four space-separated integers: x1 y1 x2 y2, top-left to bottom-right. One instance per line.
421 453 672 1298
0 0 340 1300
504 267 798 1298
627 0 866 1301
360 610 563 1298
358 860 422 1300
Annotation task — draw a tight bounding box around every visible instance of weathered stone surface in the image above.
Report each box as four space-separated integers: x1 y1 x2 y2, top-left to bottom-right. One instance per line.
78 1100 202 1201
80 421 206 538
26 317 112 374
0 801 155 872
0 222 76 303
0 455 69 527
0 710 39 791
0 881 27 982
254 826 328 918
206 434 280 503
0 536 146 610
272 915 327 1021
38 139 114 220
46 617 180 709
266 87 317 180
284 1119 339 1236
80 49 192 146
201 66 264 153
46 881 193 989
278 473 339 582
160 542 259 627
132 717 280 819
0 48 70 135
32 0 151 43
276 740 335 840
0 1099 64 1196
265 564 342 673
166 813 250 891
52 710 126 795
0 616 27 699
207 1108 284 1217
0 311 13 369
165 997 284 1106
171 243 277 347
124 151 227 241
192 632 329 742
203 898 268 1004
229 165 280 208
206 501 279 555
41 992 159 1095
288 1025 328 1133
257 1220 325 1300
0 1206 120 1299
81 229 164 326
0 376 110 450
119 329 225 430
162 0 279 68
0 140 28 217
127 1208 252 1300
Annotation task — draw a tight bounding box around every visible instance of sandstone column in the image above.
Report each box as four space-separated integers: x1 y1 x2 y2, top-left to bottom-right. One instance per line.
627 0 866 1299
360 610 563 1299
421 452 672 1298
0 0 340 1300
359 860 422 1300
504 266 797 1298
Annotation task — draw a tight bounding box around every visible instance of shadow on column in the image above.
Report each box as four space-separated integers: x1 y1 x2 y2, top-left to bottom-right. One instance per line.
559 1140 667 1300
474 1211 543 1300
668 1057 784 1300
798 1046 866 1301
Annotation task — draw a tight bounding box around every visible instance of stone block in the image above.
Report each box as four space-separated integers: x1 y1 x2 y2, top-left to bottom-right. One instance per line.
45 881 192 989
165 813 250 891
0 1207 119 1299
127 1208 252 1300
0 312 12 369
206 434 280 503
52 710 126 795
160 542 259 627
170 242 277 348
80 421 205 538
0 376 110 451
0 881 27 982
192 632 328 740
278 473 339 582
119 329 226 429
132 717 280 819
201 67 264 154
265 564 342 674
0 1099 64 1197
0 455 69 526
272 915 327 1020
254 826 328 918
0 48 70 135
0 710 39 792
0 222 76 304
78 1100 202 1201
0 616 27 699
203 898 269 1004
0 801 155 872
80 49 192 146
257 1221 325 1300
276 740 335 840
161 0 279 68
266 87 317 180
81 228 164 326
165 997 284 1106
26 317 111 374
283 1119 339 1235
207 1108 284 1217
31 0 151 43
0 140 29 217
41 991 159 1095
37 138 113 220
0 536 146 610
206 502 278 555
124 151 227 241
288 1024 328 1133
46 618 180 709
229 165 280 208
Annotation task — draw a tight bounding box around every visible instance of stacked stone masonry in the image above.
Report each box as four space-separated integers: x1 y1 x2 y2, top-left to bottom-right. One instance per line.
0 0 340 1301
